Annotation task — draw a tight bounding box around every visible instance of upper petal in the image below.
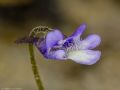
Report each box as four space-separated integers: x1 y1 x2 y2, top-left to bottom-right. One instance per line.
46 29 64 49
67 50 101 65
79 34 101 49
70 24 86 37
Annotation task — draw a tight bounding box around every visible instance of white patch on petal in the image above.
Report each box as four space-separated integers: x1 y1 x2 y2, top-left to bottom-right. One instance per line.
68 50 101 65
79 41 90 49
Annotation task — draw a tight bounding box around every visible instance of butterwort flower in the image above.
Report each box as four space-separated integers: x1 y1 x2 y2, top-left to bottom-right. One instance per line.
35 24 101 65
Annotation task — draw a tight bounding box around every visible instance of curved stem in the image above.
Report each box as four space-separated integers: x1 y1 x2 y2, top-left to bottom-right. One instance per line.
29 44 44 90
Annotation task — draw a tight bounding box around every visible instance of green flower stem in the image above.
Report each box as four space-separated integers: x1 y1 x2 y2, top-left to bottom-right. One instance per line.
29 44 44 90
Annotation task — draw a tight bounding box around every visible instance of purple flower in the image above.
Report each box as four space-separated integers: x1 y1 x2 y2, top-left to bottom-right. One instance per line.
35 24 101 65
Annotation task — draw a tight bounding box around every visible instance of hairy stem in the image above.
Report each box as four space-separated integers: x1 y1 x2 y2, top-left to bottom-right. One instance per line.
29 44 44 90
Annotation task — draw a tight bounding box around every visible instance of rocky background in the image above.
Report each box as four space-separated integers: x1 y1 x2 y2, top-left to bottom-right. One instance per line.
0 0 120 90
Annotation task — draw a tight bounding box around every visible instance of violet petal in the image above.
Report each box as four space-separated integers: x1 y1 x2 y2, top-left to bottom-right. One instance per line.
70 24 86 37
47 50 67 60
46 30 64 49
67 50 101 65
79 34 101 49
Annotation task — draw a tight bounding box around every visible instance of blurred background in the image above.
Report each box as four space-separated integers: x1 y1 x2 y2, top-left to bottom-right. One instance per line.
0 0 120 90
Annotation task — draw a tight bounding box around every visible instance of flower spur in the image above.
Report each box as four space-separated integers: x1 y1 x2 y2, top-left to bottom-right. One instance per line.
35 24 101 65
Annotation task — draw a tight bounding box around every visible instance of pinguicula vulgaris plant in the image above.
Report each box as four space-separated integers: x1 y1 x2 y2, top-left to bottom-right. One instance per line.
15 24 101 90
